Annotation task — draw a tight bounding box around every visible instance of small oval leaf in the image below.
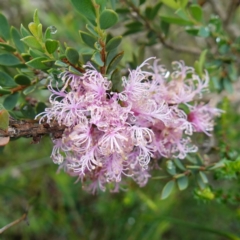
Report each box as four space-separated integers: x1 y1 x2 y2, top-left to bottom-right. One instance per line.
66 47 79 65
26 57 49 70
177 176 189 191
79 31 97 48
21 104 36 119
14 74 31 85
36 102 47 114
3 92 19 110
100 9 118 29
0 71 16 87
20 24 31 37
71 0 96 21
11 27 26 52
0 89 11 95
161 180 175 200
91 51 104 66
23 85 36 95
0 13 10 40
190 4 203 22
0 43 16 52
0 53 22 67
107 51 123 73
199 171 208 184
45 39 59 54
106 36 122 51
21 36 42 50
28 22 38 37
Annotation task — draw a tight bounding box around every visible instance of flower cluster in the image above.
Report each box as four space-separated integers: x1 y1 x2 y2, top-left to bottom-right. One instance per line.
36 58 221 193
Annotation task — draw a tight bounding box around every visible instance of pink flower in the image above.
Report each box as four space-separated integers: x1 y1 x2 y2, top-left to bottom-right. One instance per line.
188 103 223 136
36 58 222 193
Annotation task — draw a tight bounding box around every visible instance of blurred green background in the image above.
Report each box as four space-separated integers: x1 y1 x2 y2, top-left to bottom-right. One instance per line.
1 1 240 239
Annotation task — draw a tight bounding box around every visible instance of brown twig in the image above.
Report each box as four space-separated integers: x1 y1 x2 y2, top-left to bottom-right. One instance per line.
62 58 85 73
0 213 28 234
0 119 66 139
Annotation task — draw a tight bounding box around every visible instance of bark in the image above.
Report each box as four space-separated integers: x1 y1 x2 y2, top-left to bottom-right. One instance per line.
0 119 65 142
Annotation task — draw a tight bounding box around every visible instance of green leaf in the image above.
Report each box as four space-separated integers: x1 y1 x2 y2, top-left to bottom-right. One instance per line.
100 9 118 29
223 78 233 93
3 93 19 110
91 51 104 66
189 4 203 22
111 69 123 92
33 9 40 25
173 159 186 171
107 51 123 73
125 21 144 30
199 49 207 72
21 104 35 119
199 171 208 184
150 2 162 19
198 27 210 37
66 47 79 65
106 36 122 51
0 53 22 67
194 49 207 77
166 160 176 175
160 21 170 36
123 28 143 36
55 60 68 67
0 106 9 130
177 176 188 191
37 24 43 39
96 0 107 11
26 57 49 70
160 16 193 26
14 74 31 85
0 43 16 52
85 24 99 37
20 24 31 37
21 36 42 50
44 27 52 40
0 89 11 95
0 71 16 87
68 66 82 75
29 48 45 58
79 31 97 48
11 27 26 52
71 0 96 21
106 48 117 66
185 26 199 36
140 0 146 5
197 173 206 189
23 85 36 95
161 0 179 9
42 59 55 67
0 13 10 40
179 0 188 8
45 39 59 54
28 22 38 37
116 8 130 14
145 3 162 20
36 102 47 114
161 180 175 200
175 8 190 21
